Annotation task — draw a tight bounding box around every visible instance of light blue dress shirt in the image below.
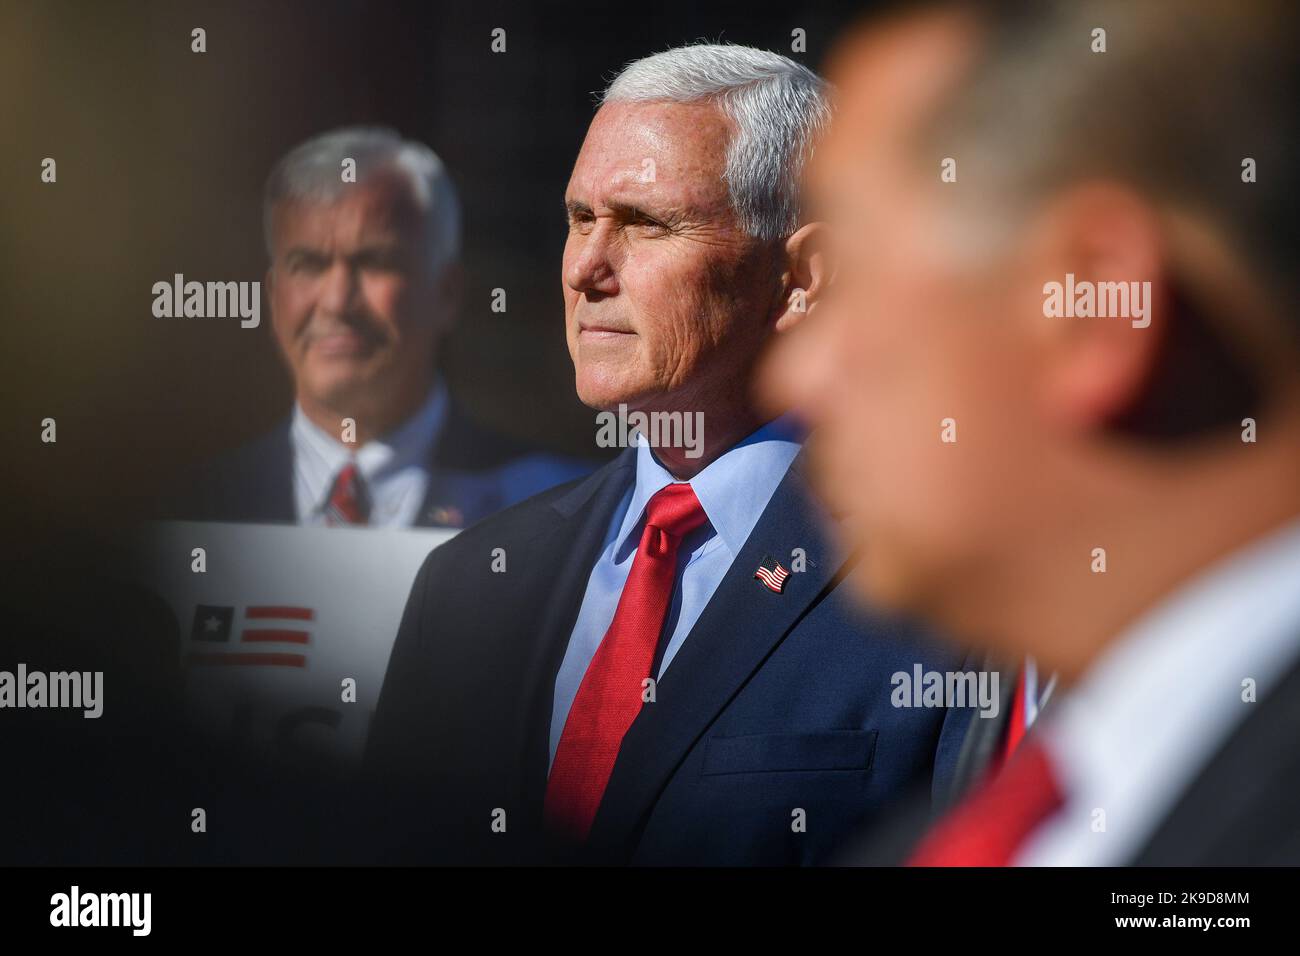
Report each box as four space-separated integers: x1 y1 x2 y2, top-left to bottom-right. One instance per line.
547 416 803 770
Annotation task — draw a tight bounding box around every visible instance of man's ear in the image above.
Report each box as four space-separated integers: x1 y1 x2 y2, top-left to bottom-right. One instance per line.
772 221 833 333
1030 183 1169 431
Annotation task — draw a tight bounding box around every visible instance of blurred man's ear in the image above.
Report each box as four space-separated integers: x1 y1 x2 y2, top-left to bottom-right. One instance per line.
1029 183 1169 432
773 221 833 333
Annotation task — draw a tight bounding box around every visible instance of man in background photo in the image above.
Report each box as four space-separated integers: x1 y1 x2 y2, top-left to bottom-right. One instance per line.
188 126 592 529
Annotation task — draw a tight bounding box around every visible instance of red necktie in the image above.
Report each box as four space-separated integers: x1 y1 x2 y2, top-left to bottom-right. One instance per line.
907 738 1063 866
545 482 708 841
1000 668 1029 766
325 462 370 525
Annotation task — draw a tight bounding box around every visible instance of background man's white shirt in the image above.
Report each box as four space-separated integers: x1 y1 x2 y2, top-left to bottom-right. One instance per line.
1017 517 1300 865
289 380 448 528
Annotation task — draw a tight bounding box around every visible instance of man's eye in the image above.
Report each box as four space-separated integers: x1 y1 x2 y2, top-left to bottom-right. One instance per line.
288 256 326 274
359 253 403 272
629 213 667 231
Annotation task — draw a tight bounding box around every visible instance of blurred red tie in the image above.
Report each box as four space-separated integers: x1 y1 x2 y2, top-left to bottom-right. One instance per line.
1000 668 1029 766
545 482 708 841
325 461 370 525
907 738 1063 866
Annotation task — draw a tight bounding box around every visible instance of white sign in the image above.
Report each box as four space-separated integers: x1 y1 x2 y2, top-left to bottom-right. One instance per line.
136 521 455 772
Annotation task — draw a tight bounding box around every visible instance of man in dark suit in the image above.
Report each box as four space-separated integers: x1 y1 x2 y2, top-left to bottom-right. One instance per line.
364 43 975 866
190 392 591 529
186 126 590 529
763 0 1300 865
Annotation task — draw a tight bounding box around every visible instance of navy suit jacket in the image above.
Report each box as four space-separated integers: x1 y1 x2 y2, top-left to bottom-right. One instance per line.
178 399 595 528
365 446 975 865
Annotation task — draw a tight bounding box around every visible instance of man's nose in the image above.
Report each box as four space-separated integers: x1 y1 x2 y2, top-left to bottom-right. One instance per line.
319 258 360 314
565 223 620 297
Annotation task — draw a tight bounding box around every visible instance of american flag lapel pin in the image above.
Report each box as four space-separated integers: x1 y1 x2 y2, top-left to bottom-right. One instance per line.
754 555 790 594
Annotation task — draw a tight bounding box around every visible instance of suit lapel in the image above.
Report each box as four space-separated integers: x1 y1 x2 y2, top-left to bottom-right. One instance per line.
415 468 482 528
415 401 475 527
939 652 1018 811
508 450 638 822
585 454 848 858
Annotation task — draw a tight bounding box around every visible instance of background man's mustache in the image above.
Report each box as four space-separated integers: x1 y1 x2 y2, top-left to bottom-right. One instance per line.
300 314 390 348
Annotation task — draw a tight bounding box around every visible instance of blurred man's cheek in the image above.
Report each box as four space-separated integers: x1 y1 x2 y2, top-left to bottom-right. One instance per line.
270 306 301 361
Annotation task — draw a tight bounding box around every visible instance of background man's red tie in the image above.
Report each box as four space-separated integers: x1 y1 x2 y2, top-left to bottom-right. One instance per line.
907 738 1063 866
545 482 707 841
1000 668 1029 767
325 461 370 525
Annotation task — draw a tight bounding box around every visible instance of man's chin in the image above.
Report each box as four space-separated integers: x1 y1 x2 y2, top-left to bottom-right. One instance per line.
574 376 654 414
300 370 378 411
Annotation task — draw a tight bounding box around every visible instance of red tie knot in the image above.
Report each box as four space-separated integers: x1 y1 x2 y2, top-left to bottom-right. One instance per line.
326 461 370 525
644 483 707 543
336 461 360 489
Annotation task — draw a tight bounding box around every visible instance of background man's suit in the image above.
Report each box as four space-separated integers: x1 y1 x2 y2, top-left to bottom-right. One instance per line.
365 445 976 865
1124 649 1300 864
181 398 593 528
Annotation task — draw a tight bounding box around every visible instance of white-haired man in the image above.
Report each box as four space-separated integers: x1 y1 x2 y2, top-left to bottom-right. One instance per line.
366 45 974 865
191 126 591 529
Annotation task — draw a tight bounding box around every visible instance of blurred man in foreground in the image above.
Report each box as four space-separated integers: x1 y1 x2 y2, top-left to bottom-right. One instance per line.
367 44 973 866
763 0 1300 864
192 126 590 529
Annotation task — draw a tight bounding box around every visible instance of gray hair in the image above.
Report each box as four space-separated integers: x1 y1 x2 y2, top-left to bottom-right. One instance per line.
601 43 831 241
263 126 462 275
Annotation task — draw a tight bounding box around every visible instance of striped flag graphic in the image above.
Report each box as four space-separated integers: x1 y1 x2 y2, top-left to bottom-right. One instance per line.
754 558 790 594
241 605 314 644
186 605 314 668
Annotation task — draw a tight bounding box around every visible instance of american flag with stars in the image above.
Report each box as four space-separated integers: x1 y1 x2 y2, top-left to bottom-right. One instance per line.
187 604 314 667
754 557 790 594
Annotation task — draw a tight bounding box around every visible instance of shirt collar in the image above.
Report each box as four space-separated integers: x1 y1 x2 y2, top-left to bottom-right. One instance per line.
289 378 449 482
613 413 804 558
